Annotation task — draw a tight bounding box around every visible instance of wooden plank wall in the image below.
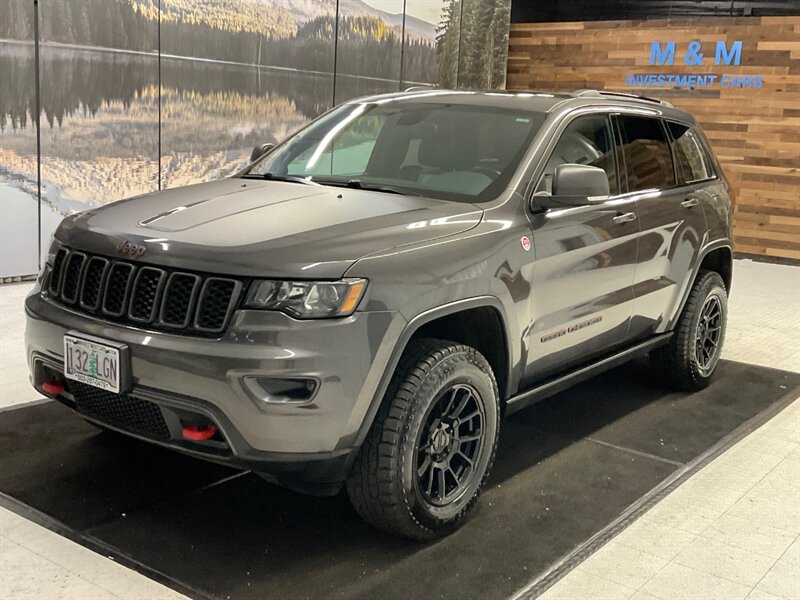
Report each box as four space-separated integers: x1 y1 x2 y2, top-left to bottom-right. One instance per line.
507 17 800 261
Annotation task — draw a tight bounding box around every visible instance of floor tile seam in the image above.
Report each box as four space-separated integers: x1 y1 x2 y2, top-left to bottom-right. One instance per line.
678 532 789 566
637 559 753 598
693 431 798 540
748 533 800 594
2 526 124 599
582 437 686 467
566 565 640 599
611 527 700 565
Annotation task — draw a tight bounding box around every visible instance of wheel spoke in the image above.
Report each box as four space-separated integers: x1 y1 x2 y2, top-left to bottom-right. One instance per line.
447 466 460 486
459 432 481 443
451 389 472 419
437 467 446 500
457 450 474 466
426 466 435 496
417 454 432 477
442 388 458 417
458 410 481 425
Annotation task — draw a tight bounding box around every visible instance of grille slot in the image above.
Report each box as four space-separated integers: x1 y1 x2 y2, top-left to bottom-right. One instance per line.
195 278 240 332
129 267 165 322
103 262 135 316
68 380 170 440
46 247 242 336
48 248 68 295
61 252 86 303
80 257 109 310
160 273 200 328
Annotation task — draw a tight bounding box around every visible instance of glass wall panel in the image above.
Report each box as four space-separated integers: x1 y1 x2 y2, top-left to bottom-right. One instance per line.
333 1 403 104
0 0 511 279
0 0 40 277
401 0 441 88
160 0 336 189
37 0 159 259
457 0 511 89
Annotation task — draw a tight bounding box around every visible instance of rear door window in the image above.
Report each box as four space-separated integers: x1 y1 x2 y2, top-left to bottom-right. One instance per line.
667 122 714 184
617 115 675 192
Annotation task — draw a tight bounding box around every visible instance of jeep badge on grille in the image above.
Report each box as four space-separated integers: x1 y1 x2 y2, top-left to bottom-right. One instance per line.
115 239 146 258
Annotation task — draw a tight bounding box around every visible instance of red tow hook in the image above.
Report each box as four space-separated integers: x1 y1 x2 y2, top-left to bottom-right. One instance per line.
182 424 218 441
42 379 65 396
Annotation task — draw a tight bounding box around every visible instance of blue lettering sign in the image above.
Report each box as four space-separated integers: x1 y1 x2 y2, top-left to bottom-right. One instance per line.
715 40 742 66
650 42 675 66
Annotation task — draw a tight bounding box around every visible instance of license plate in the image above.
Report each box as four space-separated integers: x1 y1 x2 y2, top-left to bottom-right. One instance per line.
64 335 121 393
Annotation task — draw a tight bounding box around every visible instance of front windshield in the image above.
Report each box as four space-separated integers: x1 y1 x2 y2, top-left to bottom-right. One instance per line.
244 101 546 203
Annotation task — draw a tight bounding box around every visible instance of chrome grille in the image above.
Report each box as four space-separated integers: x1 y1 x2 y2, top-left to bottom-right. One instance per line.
47 247 242 336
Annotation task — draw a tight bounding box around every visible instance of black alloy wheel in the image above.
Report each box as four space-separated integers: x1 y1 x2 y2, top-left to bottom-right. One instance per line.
652 269 728 391
695 294 723 375
347 338 500 540
415 383 485 506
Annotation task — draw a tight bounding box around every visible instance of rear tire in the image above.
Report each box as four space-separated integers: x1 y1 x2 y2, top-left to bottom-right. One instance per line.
346 338 500 540
652 270 727 391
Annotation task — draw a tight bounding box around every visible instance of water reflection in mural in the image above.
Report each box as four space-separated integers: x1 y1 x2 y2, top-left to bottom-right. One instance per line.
0 0 510 277
0 1 39 277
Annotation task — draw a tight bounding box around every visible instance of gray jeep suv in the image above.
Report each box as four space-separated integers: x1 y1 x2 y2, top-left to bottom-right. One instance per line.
26 89 732 539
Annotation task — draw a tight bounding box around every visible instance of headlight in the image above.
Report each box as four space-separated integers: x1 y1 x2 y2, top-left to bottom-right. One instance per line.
244 278 368 318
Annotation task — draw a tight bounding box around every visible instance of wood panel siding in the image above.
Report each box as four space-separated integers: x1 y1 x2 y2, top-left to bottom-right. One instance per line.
507 17 800 261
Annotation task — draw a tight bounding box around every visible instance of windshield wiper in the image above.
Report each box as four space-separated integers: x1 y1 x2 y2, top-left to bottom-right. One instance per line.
241 172 317 185
317 178 412 196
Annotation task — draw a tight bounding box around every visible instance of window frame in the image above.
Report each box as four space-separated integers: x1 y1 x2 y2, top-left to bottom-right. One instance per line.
663 119 718 186
613 113 680 195
531 111 621 198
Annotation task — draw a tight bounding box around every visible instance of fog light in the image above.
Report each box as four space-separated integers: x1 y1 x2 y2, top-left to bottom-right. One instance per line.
244 377 317 404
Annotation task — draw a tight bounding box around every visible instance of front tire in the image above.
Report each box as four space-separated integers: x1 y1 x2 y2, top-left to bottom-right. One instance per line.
346 338 500 540
652 269 728 391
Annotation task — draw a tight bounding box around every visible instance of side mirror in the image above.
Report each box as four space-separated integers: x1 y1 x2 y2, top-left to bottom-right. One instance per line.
552 163 609 201
531 164 610 211
250 143 275 163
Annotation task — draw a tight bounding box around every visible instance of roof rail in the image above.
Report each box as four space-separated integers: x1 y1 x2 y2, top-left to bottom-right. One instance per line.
572 89 674 108
404 85 435 92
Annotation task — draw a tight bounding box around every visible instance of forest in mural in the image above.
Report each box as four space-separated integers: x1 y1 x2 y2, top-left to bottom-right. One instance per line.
0 0 511 277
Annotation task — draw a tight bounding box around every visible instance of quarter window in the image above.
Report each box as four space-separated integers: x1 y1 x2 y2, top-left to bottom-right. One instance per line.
537 114 619 195
617 115 675 192
667 122 713 184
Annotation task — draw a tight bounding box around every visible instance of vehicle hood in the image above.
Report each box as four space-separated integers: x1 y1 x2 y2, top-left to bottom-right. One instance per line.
55 179 483 278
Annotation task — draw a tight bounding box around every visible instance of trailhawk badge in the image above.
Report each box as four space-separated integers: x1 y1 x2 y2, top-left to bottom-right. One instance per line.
520 236 531 252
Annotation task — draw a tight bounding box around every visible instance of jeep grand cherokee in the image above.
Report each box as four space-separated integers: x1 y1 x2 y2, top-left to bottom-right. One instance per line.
26 89 732 539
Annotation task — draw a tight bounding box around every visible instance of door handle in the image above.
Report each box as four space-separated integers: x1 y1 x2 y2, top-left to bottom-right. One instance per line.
611 212 637 225
682 198 700 208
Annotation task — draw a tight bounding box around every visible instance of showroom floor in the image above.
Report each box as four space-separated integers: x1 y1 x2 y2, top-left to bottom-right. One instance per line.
0 259 798 600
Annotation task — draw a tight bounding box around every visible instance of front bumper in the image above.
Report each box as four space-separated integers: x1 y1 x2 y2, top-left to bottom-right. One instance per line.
25 286 405 488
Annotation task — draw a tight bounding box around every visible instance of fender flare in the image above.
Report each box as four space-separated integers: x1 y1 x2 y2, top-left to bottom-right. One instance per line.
667 240 733 331
351 296 514 449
